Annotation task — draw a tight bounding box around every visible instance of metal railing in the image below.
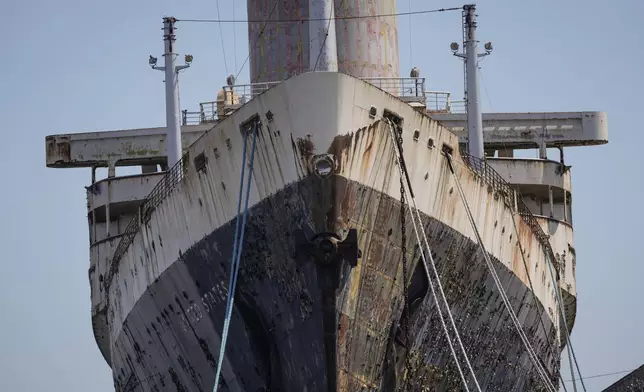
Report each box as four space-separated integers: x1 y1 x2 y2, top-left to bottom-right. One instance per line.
181 110 201 126
106 155 190 288
198 101 219 123
425 91 452 113
362 77 426 105
425 91 467 114
181 77 465 125
219 81 279 111
183 82 279 125
459 151 560 277
450 100 466 114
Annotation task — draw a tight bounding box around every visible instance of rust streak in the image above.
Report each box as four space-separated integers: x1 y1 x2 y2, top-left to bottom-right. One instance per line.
360 126 375 180
296 136 315 174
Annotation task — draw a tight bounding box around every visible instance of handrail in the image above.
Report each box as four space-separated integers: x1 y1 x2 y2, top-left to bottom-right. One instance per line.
450 100 466 114
531 214 573 229
105 154 189 289
91 233 126 248
361 77 426 101
459 151 560 278
181 110 201 126
181 77 466 125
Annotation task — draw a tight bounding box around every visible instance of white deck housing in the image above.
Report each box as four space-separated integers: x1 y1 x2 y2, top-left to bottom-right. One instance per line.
46 110 608 170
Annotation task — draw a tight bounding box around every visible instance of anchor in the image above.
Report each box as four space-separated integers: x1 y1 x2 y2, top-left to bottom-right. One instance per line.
294 228 361 267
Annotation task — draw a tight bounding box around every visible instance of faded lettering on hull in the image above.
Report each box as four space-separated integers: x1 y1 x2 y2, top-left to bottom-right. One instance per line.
111 177 559 392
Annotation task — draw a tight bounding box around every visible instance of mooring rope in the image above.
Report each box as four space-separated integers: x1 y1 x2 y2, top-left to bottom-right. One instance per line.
386 120 481 391
213 122 259 391
445 153 557 392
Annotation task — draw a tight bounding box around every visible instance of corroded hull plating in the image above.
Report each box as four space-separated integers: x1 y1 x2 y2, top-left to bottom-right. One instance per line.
100 72 566 392
111 175 558 392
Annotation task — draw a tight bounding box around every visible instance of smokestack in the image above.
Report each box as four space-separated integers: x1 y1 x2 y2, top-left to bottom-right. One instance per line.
246 0 400 83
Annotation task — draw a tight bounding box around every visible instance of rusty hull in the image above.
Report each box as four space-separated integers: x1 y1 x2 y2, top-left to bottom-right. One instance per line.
88 72 571 391
105 128 561 390
107 173 558 391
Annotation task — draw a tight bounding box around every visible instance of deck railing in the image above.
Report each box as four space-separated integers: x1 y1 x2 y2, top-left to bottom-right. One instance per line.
450 100 466 113
424 91 465 114
106 155 189 288
361 77 426 105
459 151 560 277
181 77 465 125
181 110 201 126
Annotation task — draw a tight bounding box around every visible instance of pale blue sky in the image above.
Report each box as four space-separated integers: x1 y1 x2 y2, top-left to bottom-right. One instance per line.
0 0 641 391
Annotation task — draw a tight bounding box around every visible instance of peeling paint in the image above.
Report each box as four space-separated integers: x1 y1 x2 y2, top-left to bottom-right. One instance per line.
70 73 577 391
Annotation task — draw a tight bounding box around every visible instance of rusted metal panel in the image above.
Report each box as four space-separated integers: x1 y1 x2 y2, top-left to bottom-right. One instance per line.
107 71 562 341
86 172 165 213
45 135 71 164
106 174 561 391
334 0 399 78
45 111 607 170
486 156 578 332
246 0 399 84
91 306 111 364
65 72 600 390
45 124 212 168
89 235 124 367
535 215 577 335
602 364 644 392
246 0 311 83
432 111 609 149
487 157 572 192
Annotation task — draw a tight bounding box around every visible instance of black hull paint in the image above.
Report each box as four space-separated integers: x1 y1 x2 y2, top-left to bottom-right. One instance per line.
111 176 559 392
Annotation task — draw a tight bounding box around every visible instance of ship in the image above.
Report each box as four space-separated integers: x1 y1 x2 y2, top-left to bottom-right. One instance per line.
603 365 644 392
44 2 609 391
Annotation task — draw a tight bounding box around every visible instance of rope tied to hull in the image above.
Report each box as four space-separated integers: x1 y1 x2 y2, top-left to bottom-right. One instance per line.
213 121 260 391
444 153 558 392
385 120 481 392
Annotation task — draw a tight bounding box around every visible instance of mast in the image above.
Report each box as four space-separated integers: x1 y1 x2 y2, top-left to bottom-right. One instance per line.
451 4 492 159
150 17 193 168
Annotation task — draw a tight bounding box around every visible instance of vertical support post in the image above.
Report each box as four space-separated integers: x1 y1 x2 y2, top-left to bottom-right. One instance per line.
163 17 182 168
464 5 484 159
539 139 548 159
309 0 338 72
106 182 111 238
563 191 569 222
513 190 518 212
549 186 554 218
452 5 491 159
150 17 192 168
91 209 96 245
107 163 116 178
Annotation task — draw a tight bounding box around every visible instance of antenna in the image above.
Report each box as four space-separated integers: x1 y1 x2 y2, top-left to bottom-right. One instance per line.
150 17 193 168
450 4 492 159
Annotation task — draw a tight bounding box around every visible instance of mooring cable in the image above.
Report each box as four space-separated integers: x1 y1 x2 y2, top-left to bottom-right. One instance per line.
445 154 557 392
213 123 259 391
386 120 481 392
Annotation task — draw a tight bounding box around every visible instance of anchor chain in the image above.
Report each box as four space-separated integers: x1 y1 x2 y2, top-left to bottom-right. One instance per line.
397 125 413 390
